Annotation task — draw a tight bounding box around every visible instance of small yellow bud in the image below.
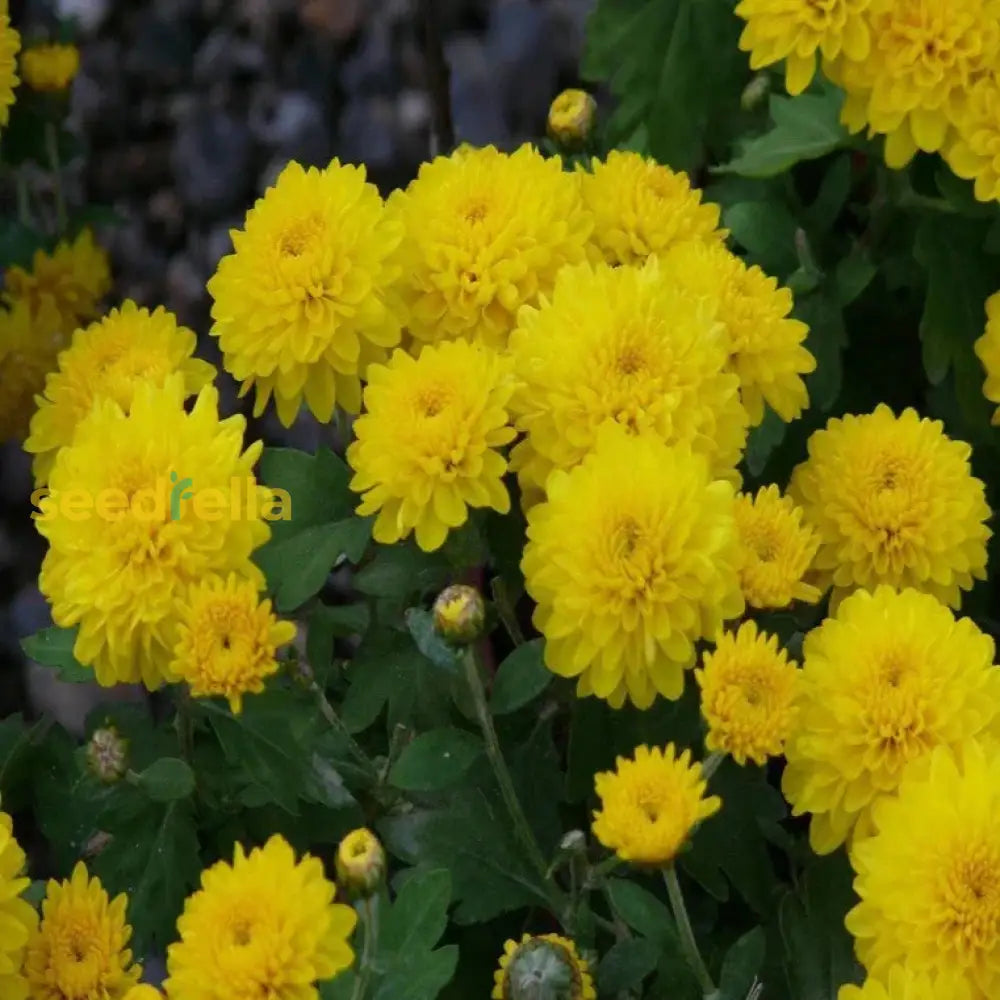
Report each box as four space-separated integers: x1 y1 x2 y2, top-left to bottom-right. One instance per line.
86 727 129 784
336 827 386 899
432 584 485 645
21 43 81 93
547 89 597 148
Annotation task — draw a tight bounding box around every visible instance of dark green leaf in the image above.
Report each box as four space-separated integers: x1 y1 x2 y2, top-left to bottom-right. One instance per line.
723 200 800 277
744 407 788 479
372 946 459 1000
135 757 195 802
834 249 877 306
796 289 846 411
606 878 674 946
598 938 661 995
404 608 462 674
719 927 766 1000
20 626 92 682
389 729 482 792
380 868 453 953
354 543 451 602
489 640 552 715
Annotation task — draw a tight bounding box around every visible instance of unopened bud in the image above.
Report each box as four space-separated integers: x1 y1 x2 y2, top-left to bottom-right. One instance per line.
336 827 386 899
501 934 593 1000
86 727 128 784
559 829 587 855
432 585 485 645
547 88 597 148
740 73 771 111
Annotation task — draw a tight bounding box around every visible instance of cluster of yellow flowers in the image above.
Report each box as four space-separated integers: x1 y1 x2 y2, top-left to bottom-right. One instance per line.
734 0 1000 199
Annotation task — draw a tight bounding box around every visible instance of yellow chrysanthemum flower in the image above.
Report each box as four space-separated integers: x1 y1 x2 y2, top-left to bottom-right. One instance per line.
663 240 815 425
735 0 870 95
845 741 1000 996
782 586 1000 854
695 621 800 767
579 150 724 267
164 834 357 1000
387 143 591 350
831 0 1000 168
789 405 991 609
208 159 403 426
36 376 270 689
508 258 747 501
0 297 60 443
974 290 1000 423
839 966 974 1000
24 862 141 1000
347 340 515 552
124 988 165 1000
592 744 721 866
25 301 216 486
20 43 80 92
0 13 19 127
522 425 744 709
492 934 596 1000
5 229 111 336
946 75 1000 204
733 485 820 609
0 809 37 1000
171 573 296 713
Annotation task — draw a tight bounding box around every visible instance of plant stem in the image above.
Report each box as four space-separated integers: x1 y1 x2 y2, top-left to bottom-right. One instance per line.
309 679 378 780
15 171 32 226
45 123 67 233
664 867 717 1000
701 750 725 781
491 576 525 646
350 896 380 1000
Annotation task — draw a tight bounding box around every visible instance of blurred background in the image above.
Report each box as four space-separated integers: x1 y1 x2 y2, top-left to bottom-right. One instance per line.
0 0 595 730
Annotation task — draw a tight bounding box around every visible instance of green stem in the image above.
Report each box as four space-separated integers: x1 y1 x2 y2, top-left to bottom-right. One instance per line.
310 679 378 779
701 750 725 781
491 576 525 646
45 122 67 233
350 896 379 1000
664 867 717 1000
15 172 32 226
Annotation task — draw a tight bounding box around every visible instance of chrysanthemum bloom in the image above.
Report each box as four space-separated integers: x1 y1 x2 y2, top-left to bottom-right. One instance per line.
24 862 141 1000
592 744 721 866
124 988 165 1000
36 376 270 689
208 159 403 426
831 0 1000 167
782 586 1000 854
945 75 1000 204
20 43 80 91
547 88 597 146
164 835 357 1000
975 291 1000 423
579 150 724 267
25 301 216 485
348 340 515 551
839 966 974 1000
171 573 296 714
0 13 19 127
845 741 1000 995
0 298 58 442
663 240 815 425
735 0 870 95
734 486 821 609
508 259 747 501
789 405 991 609
5 229 111 336
0 809 37 1000
386 143 592 350
695 621 800 767
522 426 744 708
492 934 596 1000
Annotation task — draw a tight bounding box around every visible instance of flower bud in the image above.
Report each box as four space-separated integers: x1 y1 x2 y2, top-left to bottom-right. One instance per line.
559 829 587 856
335 827 386 899
547 89 597 148
86 727 128 784
432 585 485 645
498 934 594 1000
740 73 770 110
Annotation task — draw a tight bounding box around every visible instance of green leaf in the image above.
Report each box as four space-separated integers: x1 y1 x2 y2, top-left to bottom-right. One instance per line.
834 249 877 306
719 927 766 1000
135 757 195 802
354 542 452 602
715 89 847 178
379 868 453 954
796 289 846 412
744 407 788 479
0 220 47 271
606 878 675 946
372 946 459 1000
723 200 800 277
598 938 661 995
20 625 92 682
490 640 552 716
307 602 370 678
404 609 462 675
389 729 483 792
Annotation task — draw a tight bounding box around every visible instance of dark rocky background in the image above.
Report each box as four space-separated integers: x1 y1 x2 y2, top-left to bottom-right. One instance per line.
0 0 595 727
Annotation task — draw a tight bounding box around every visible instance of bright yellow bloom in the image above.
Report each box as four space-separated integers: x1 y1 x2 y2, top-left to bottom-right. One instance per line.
734 485 820 609
25 301 216 485
696 621 800 766
592 744 721 866
348 340 515 552
845 741 1000 996
946 75 1000 204
547 88 597 146
0 14 19 127
831 0 1000 168
208 159 403 426
36 376 270 689
164 834 357 1000
580 150 724 267
0 809 37 1000
789 405 991 609
387 143 591 350
839 967 974 1000
24 862 141 1000
171 573 296 713
0 297 60 443
492 935 596 1000
5 229 111 336
974 291 1000 424
735 0 870 95
522 425 744 709
782 586 1000 854
20 43 80 91
123 988 165 1000
663 240 815 425
508 258 747 501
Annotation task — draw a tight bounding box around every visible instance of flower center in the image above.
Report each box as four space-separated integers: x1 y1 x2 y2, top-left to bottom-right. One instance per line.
461 199 489 225
939 842 1000 952
503 939 580 1000
861 650 933 760
278 213 323 258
